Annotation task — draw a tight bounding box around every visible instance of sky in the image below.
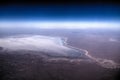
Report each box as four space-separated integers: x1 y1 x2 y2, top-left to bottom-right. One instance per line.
0 4 120 29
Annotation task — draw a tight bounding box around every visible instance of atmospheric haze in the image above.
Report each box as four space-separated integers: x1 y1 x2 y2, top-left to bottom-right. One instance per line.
0 21 120 29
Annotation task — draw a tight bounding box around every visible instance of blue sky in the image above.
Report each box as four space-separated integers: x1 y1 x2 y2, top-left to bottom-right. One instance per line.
0 4 120 29
0 4 120 21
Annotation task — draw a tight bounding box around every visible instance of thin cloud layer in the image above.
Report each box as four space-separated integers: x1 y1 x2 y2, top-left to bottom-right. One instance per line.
0 35 73 57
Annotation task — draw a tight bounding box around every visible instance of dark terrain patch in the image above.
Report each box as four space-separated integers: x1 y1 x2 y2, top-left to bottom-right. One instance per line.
0 51 118 80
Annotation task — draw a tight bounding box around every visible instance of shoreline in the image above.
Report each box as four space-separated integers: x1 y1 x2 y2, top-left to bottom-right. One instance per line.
61 37 120 69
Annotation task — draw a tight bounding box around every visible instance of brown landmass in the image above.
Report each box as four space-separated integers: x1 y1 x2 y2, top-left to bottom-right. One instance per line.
0 29 120 80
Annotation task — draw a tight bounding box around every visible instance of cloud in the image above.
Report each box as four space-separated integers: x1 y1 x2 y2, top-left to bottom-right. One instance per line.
109 38 118 42
0 35 72 57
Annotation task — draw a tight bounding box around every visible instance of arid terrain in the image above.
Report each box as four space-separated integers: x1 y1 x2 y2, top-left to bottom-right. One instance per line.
0 29 120 80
